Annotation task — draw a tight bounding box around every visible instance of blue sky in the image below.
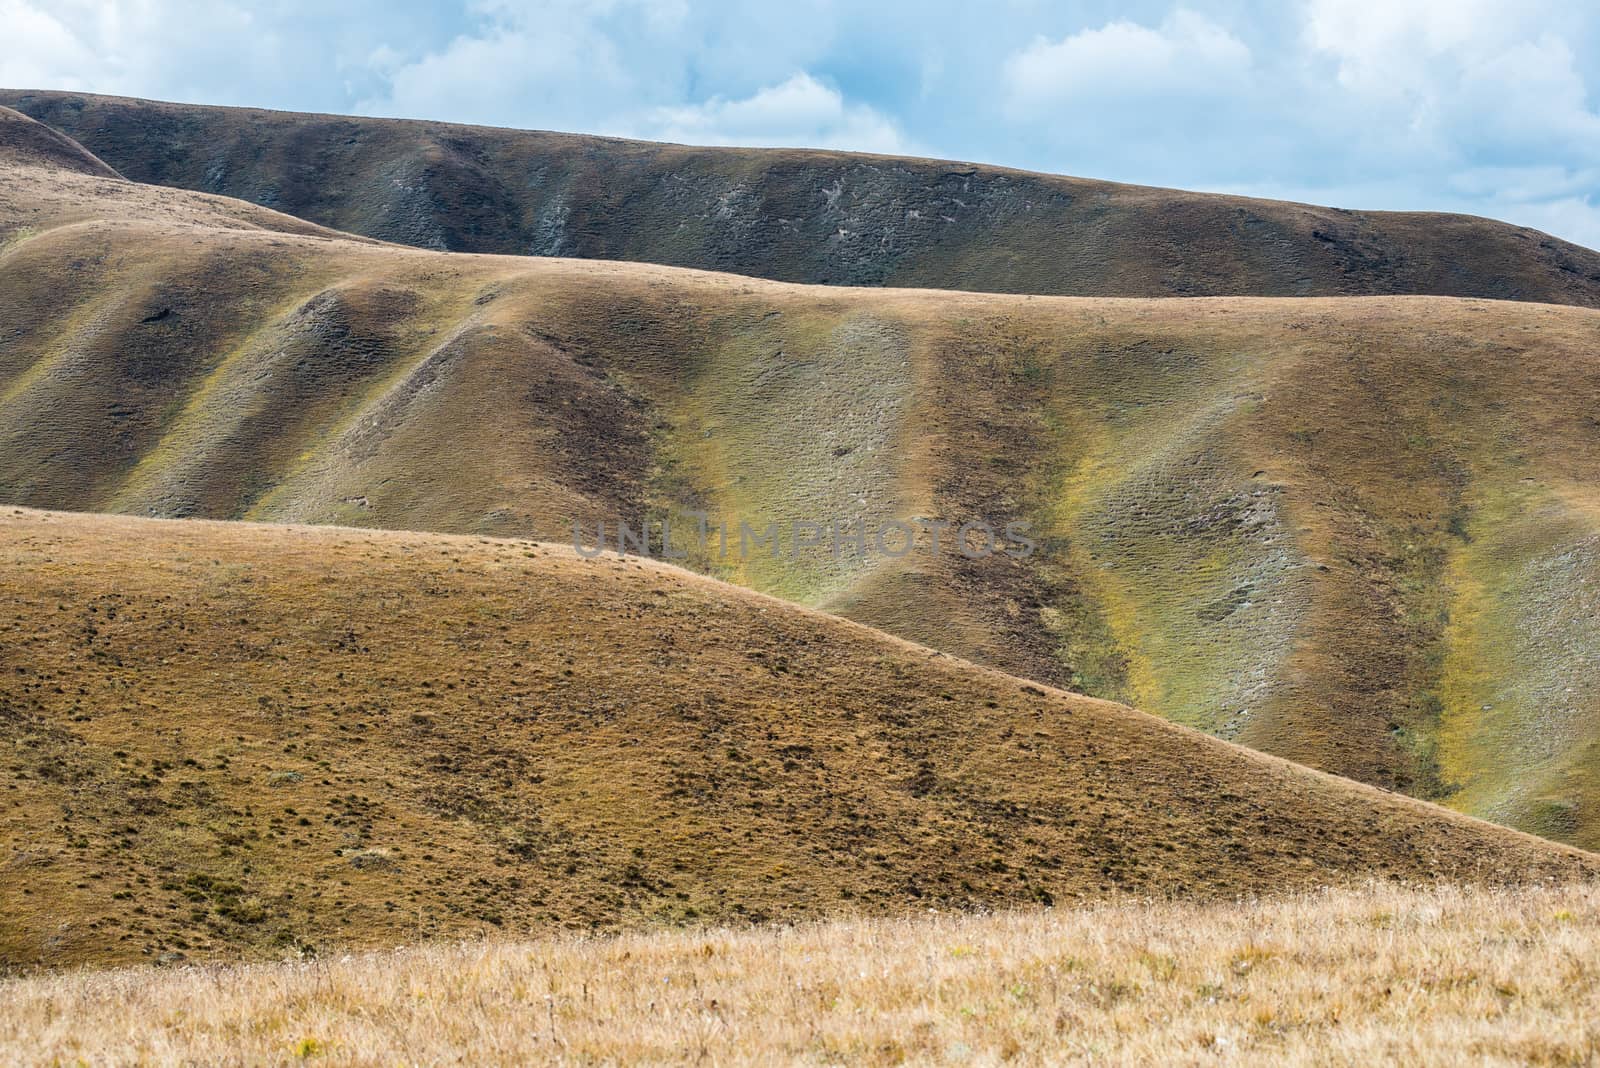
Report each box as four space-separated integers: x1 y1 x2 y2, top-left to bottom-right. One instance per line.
6 0 1599 248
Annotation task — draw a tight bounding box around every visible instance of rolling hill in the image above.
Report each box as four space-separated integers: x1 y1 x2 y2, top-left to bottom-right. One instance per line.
5 107 1600 852
5 89 1600 305
1 506 1593 970
0 107 362 242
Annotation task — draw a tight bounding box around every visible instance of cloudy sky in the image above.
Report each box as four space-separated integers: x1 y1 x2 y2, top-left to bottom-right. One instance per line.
5 0 1599 248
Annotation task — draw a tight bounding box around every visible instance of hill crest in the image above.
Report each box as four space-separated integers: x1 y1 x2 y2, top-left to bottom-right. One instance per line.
5 88 1599 305
0 105 120 179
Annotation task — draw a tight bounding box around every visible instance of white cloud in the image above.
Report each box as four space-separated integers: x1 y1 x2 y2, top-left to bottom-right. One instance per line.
1304 0 1600 160
642 73 909 153
353 0 842 135
1003 10 1252 111
1449 36 1600 156
355 1 647 130
1305 0 1520 86
0 0 313 108
0 1 102 89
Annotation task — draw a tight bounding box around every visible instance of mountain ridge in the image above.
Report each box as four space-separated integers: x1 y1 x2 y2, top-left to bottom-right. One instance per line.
6 88 1599 306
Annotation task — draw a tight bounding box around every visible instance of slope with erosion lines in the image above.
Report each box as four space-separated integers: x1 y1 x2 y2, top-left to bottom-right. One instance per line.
1 506 1595 970
7 121 1600 849
5 89 1600 305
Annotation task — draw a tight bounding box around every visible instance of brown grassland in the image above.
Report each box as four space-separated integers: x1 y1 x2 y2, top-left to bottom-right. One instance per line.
5 104 1600 847
3 881 1598 1066
0 506 1592 970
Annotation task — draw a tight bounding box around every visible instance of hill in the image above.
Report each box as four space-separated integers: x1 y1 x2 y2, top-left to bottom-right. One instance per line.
0 506 1593 970
5 89 1600 305
6 112 1600 851
0 107 361 242
0 104 120 179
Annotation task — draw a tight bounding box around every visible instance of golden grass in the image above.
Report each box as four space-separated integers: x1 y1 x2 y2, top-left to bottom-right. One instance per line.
3 880 1597 1066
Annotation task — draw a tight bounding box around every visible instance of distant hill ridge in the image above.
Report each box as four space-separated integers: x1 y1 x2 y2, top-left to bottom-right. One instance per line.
5 88 1600 305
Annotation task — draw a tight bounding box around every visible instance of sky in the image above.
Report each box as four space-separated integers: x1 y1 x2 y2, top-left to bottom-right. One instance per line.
4 0 1599 249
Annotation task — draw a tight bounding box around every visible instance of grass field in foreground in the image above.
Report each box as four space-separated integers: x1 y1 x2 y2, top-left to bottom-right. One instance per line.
3 881 1596 1066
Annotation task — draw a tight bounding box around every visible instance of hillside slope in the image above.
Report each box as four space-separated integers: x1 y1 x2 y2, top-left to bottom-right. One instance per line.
6 120 1600 850
0 107 362 243
0 102 120 178
6 89 1600 305
1 507 1593 970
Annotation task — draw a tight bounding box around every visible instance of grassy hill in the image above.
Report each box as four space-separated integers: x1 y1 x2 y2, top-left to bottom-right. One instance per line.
0 101 120 179
0 107 361 242
6 89 1600 305
0 506 1593 970
5 115 1600 849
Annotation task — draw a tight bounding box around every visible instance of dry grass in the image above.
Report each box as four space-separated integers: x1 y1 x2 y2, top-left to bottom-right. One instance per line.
0 107 350 242
9 110 1600 853
3 880 1597 1066
1 506 1592 970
